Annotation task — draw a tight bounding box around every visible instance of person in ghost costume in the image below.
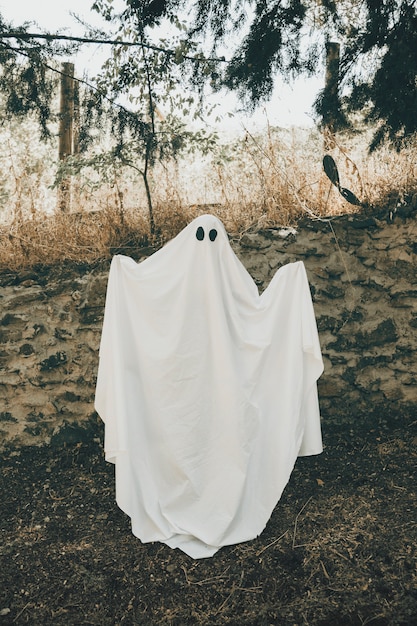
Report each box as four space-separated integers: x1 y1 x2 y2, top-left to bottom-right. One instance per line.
95 214 324 559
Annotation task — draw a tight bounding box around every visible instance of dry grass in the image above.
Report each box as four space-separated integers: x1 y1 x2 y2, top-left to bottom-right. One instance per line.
1 122 416 271
1 209 144 271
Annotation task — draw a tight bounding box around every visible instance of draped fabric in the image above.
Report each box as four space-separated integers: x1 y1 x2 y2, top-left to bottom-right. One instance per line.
95 214 323 558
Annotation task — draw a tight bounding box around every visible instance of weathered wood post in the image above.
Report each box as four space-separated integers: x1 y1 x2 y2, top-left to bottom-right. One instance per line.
73 78 80 157
323 41 340 151
58 62 75 212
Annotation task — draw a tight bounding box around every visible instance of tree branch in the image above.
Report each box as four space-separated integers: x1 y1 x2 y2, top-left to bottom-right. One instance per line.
0 31 228 64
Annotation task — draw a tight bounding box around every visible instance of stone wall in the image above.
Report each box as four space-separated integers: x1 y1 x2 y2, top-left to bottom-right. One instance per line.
1 211 416 448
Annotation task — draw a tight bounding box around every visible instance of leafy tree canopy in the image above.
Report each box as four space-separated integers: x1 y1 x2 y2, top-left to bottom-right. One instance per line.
107 0 417 147
0 0 416 149
0 14 78 137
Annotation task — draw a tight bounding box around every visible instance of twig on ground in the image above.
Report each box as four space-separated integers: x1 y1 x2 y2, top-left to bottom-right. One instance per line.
292 496 313 549
215 570 244 614
256 529 289 556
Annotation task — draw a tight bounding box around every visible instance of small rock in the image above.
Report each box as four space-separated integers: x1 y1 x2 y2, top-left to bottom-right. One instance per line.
278 227 297 239
349 217 376 230
240 233 271 250
39 351 67 371
55 328 73 341
0 412 18 423
19 343 35 356
320 284 345 299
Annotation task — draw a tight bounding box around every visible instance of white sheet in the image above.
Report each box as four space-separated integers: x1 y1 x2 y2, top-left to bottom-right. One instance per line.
95 214 323 558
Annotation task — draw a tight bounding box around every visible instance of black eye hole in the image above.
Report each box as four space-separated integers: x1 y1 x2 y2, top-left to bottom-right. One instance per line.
209 228 218 242
196 226 205 241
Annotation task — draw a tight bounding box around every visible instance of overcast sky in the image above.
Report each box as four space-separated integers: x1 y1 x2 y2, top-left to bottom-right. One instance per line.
0 0 324 132
1 0 109 32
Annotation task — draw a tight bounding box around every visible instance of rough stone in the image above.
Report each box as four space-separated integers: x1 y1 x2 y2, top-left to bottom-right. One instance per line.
328 319 398 351
1 313 27 326
319 284 345 299
239 233 272 250
39 352 68 371
316 315 339 332
317 377 346 398
349 217 377 230
379 378 405 401
0 211 416 448
19 343 35 356
0 412 18 423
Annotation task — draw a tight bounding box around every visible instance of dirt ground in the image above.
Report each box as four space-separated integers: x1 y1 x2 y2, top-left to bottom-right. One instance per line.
1 406 416 626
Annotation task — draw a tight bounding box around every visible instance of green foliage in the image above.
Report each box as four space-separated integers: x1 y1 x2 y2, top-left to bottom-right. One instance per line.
0 109 56 220
0 3 220 230
344 0 417 149
223 1 307 104
0 16 77 137
0 0 416 174
77 3 220 229
111 0 417 148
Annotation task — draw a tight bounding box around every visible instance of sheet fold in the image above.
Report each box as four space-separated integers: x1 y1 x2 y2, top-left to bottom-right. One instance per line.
95 214 323 558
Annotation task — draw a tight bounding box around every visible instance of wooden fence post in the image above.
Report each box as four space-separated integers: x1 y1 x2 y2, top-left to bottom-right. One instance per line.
58 62 75 212
323 41 340 151
73 78 80 157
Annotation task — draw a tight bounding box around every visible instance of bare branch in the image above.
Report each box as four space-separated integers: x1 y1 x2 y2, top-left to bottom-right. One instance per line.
0 31 228 64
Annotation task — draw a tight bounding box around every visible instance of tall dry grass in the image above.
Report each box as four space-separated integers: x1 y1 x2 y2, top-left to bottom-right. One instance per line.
1 120 416 271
